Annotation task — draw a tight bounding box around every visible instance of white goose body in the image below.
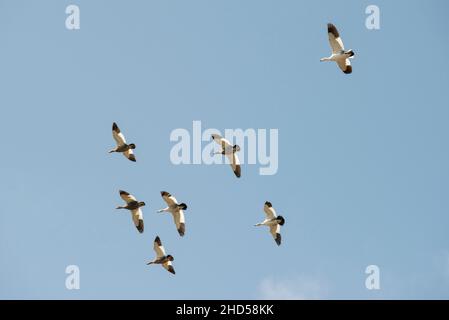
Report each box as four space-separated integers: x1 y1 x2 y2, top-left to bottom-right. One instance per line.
254 201 285 246
116 190 145 233
109 122 137 162
211 134 241 178
147 236 175 275
320 23 354 74
157 191 187 237
321 51 353 62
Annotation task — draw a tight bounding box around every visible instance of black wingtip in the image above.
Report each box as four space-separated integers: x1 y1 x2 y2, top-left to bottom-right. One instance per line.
275 234 282 246
343 65 352 74
178 223 186 237
137 220 144 233
234 165 241 178
327 23 339 38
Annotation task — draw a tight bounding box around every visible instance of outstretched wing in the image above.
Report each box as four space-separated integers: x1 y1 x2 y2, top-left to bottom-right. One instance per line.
337 58 352 74
124 149 136 162
161 191 178 207
112 122 127 146
263 201 277 219
131 208 144 233
225 152 241 178
153 236 166 258
119 190 137 203
212 134 233 150
327 23 345 53
270 224 282 246
163 261 176 275
172 209 186 237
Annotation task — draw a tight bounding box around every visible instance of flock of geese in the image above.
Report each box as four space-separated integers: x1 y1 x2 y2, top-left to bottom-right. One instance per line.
108 23 354 275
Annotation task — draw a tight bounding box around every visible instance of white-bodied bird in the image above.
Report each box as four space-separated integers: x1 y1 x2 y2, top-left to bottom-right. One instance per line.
255 201 285 246
157 191 188 237
116 190 145 233
211 134 241 178
109 122 137 162
147 236 175 275
320 23 355 74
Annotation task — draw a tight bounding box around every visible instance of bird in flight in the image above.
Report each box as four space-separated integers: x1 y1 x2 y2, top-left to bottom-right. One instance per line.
211 134 241 178
320 23 355 74
147 236 176 275
109 122 137 162
255 201 285 246
157 191 188 237
116 190 145 233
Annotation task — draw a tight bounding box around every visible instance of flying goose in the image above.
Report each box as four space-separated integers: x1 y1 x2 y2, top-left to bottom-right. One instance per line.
116 190 145 233
109 122 136 162
211 134 241 178
255 201 285 246
157 191 187 237
147 236 175 275
320 23 354 74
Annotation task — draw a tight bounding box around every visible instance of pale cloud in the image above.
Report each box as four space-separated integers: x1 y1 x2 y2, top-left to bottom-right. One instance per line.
257 275 328 300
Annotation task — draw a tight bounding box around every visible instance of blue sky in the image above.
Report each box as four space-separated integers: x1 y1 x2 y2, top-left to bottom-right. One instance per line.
1 0 449 299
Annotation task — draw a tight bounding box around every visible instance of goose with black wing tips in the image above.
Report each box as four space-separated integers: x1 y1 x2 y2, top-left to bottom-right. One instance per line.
157 191 188 237
211 133 241 178
147 236 176 275
320 23 355 74
255 201 285 246
116 190 145 233
109 122 137 162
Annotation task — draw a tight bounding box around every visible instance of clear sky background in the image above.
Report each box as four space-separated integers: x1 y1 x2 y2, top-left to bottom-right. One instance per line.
1 0 449 299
